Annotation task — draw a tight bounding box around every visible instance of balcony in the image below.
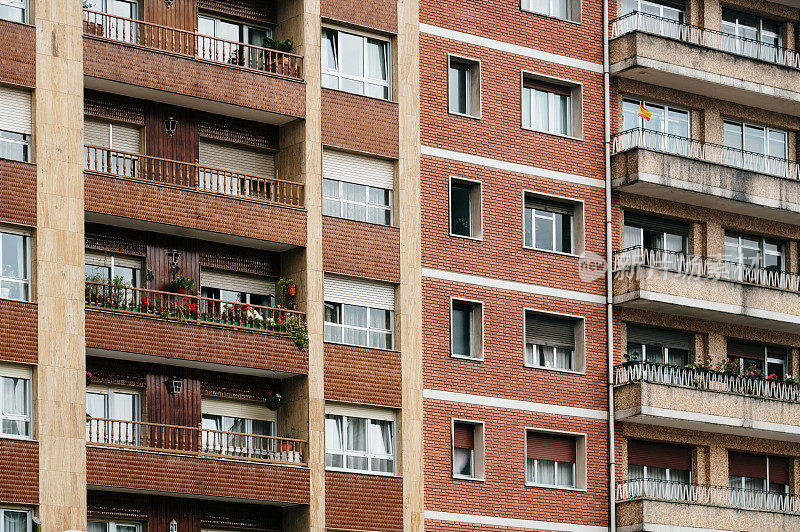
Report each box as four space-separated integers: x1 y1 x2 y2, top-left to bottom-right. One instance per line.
82 10 305 123
85 417 309 504
609 12 800 115
617 479 800 530
612 248 800 332
615 362 800 441
84 146 306 247
612 129 800 224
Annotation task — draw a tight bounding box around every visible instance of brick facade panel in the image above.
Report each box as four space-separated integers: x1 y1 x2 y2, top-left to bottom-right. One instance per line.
83 37 305 119
324 342 401 408
85 310 308 374
321 0 397 34
85 172 307 247
322 216 400 282
0 439 38 505
0 20 35 87
87 446 310 504
0 160 35 227
325 470 403 532
321 89 399 158
0 300 37 365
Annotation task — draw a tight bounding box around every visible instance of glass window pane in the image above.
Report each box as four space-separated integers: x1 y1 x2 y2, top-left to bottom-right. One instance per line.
88 522 109 532
557 462 575 486
449 65 468 114
0 280 25 301
342 202 367 222
324 302 341 324
367 39 388 81
339 32 364 77
555 213 572 253
530 0 549 15
370 308 392 330
369 419 393 455
524 207 533 247
368 206 392 226
323 178 340 198
645 104 665 134
343 304 368 327
323 197 340 217
724 122 743 150
342 182 366 202
322 30 338 70
369 187 391 206
325 415 344 451
622 100 640 131
537 459 556 485
452 305 472 357
4 511 28 531
534 214 554 250
768 130 786 158
366 84 389 99
1 233 25 280
341 78 365 94
450 184 471 236
668 109 689 138
345 417 367 451
344 327 368 346
534 90 549 131
454 447 472 476
522 88 532 128
322 73 339 90
744 125 765 155
556 93 570 135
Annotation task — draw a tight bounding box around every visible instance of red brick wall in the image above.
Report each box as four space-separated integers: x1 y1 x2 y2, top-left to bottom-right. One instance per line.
0 20 35 88
321 89 399 158
324 342 401 408
0 300 36 365
325 471 403 532
322 216 400 283
321 0 397 34
0 160 35 227
0 439 38 505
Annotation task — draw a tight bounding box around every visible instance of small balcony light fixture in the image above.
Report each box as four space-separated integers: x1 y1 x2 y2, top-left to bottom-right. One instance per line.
164 115 178 136
165 0 174 7
170 519 178 532
166 249 181 278
167 376 183 395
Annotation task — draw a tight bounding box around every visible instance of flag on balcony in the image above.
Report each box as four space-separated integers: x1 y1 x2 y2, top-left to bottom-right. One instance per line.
638 104 652 121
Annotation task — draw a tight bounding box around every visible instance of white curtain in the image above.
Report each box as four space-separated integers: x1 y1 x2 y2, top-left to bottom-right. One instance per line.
3 511 27 532
557 462 575 487
537 459 556 485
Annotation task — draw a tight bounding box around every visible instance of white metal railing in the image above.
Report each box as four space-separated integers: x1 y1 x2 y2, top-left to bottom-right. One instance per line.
611 11 800 69
617 479 800 513
616 361 800 402
612 129 800 180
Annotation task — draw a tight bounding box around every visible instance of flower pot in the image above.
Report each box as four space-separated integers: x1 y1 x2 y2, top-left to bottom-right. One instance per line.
177 287 187 295
265 395 282 411
287 284 296 297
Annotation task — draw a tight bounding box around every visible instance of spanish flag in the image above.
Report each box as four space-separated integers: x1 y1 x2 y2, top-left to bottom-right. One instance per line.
638 104 652 122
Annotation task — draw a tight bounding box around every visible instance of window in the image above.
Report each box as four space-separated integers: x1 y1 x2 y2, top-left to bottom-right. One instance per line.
322 150 395 226
200 268 277 309
451 299 483 360
723 121 788 175
197 14 272 68
85 385 140 445
449 178 482 239
84 118 142 177
325 405 395 474
619 0 684 38
624 213 688 253
523 194 576 254
0 231 30 302
628 440 691 484
729 452 789 495
0 509 30 532
201 397 278 459
84 251 142 292
453 421 484 480
721 9 782 62
622 98 690 155
626 325 691 366
523 77 576 137
525 311 581 372
448 56 480 117
324 275 395 350
522 0 577 21
526 431 579 489
0 87 31 163
0 364 31 438
83 0 139 43
322 28 391 100
198 139 276 197
88 521 142 532
0 0 27 23
727 340 787 380
724 232 783 271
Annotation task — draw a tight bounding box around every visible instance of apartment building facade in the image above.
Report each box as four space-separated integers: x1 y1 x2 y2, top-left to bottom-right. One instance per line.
1 0 800 530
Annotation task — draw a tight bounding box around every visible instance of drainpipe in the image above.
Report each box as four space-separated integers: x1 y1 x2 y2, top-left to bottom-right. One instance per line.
603 0 616 528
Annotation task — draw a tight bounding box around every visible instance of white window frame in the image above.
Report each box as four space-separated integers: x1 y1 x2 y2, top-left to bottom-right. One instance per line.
521 0 578 23
0 0 28 24
622 98 690 137
322 178 394 226
0 130 31 163
324 301 394 350
0 229 31 302
325 406 396 476
521 73 582 139
85 385 141 445
729 455 789 495
524 428 586 491
0 367 31 439
629 464 691 484
322 26 392 101
523 308 585 374
448 176 483 240
88 520 143 532
447 54 481 119
450 297 484 361
523 88 571 136
626 342 689 367
724 232 784 271
451 418 485 481
522 191 583 257
723 120 788 159
0 508 31 532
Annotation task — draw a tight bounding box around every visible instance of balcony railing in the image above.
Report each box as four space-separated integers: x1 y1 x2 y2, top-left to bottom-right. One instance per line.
613 247 800 292
85 281 306 335
610 11 800 70
612 129 800 180
86 417 306 465
618 479 800 513
616 361 800 402
85 145 304 208
83 10 303 79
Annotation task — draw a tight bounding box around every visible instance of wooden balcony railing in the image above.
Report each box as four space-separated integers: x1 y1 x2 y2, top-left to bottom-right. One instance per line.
86 417 306 465
85 145 304 208
85 281 306 336
83 9 303 80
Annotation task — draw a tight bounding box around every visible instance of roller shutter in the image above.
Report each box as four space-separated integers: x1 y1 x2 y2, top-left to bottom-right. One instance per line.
85 250 143 269
527 432 576 463
323 149 395 190
727 340 766 360
325 403 395 422
0 86 31 135
453 423 475 450
525 312 575 349
84 118 141 153
729 452 767 479
627 324 691 350
323 274 395 311
628 440 692 470
525 194 574 216
199 138 275 178
201 397 276 422
200 268 276 298
624 212 689 235
0 362 31 380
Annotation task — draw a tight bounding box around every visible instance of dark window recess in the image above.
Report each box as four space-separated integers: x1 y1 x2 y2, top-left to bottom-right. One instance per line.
450 183 472 236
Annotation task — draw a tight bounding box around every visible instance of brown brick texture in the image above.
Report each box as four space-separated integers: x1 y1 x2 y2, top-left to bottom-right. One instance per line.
322 216 400 283
85 172 307 247
321 0 397 34
324 342 401 408
325 471 403 532
85 310 308 374
0 300 37 365
0 439 38 505
0 160 35 227
0 20 35 88
321 89 399 158
83 37 306 119
87 446 310 504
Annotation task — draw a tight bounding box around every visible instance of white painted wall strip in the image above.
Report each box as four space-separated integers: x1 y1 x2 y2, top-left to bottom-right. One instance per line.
421 145 604 188
422 267 606 305
425 510 609 532
424 389 608 420
420 23 604 74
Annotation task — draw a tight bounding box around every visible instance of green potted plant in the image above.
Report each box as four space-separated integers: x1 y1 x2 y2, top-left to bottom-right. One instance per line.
170 276 195 295
265 390 282 411
287 315 308 349
622 351 641 368
278 277 296 306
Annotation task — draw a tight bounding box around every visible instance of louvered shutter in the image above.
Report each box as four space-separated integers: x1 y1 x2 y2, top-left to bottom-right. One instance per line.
325 403 395 422
0 362 31 380
729 452 767 479
727 340 766 361
627 325 691 350
527 432 576 463
84 119 111 148
324 274 395 311
323 149 395 190
624 212 690 235
628 440 692 470
525 312 575 349
200 268 276 298
199 139 275 178
0 86 31 135
525 195 574 216
111 123 141 153
769 456 790 485
85 251 142 269
453 423 474 450
201 397 276 423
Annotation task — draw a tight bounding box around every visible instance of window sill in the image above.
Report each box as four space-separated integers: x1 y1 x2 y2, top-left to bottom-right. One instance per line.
0 296 34 305
0 433 34 442
0 155 34 165
519 8 582 25
522 246 581 259
322 86 397 105
525 482 586 492
524 363 586 376
322 214 397 230
448 110 482 121
0 17 34 28
453 474 485 482
451 353 484 362
326 466 400 478
323 340 399 354
449 232 483 242
521 126 582 142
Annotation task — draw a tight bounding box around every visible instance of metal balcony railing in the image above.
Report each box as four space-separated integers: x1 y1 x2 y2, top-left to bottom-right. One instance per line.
615 361 800 402
86 417 306 465
612 247 800 292
617 479 800 513
85 281 306 335
85 145 304 208
610 11 800 69
83 9 303 80
612 129 800 180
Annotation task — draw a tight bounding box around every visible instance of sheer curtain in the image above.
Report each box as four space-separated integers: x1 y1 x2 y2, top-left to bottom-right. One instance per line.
325 415 344 468
3 511 28 532
2 377 27 435
345 417 368 470
557 462 575 487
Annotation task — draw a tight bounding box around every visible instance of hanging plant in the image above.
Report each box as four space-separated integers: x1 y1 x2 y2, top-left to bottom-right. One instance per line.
86 371 94 386
265 390 282 411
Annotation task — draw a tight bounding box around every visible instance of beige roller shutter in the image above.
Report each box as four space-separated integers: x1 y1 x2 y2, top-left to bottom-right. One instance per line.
85 251 142 269
325 402 395 422
201 397 276 423
84 118 110 147
323 149 395 190
111 123 141 153
200 268 276 298
0 362 32 380
323 273 395 311
0 86 31 135
199 138 275 178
